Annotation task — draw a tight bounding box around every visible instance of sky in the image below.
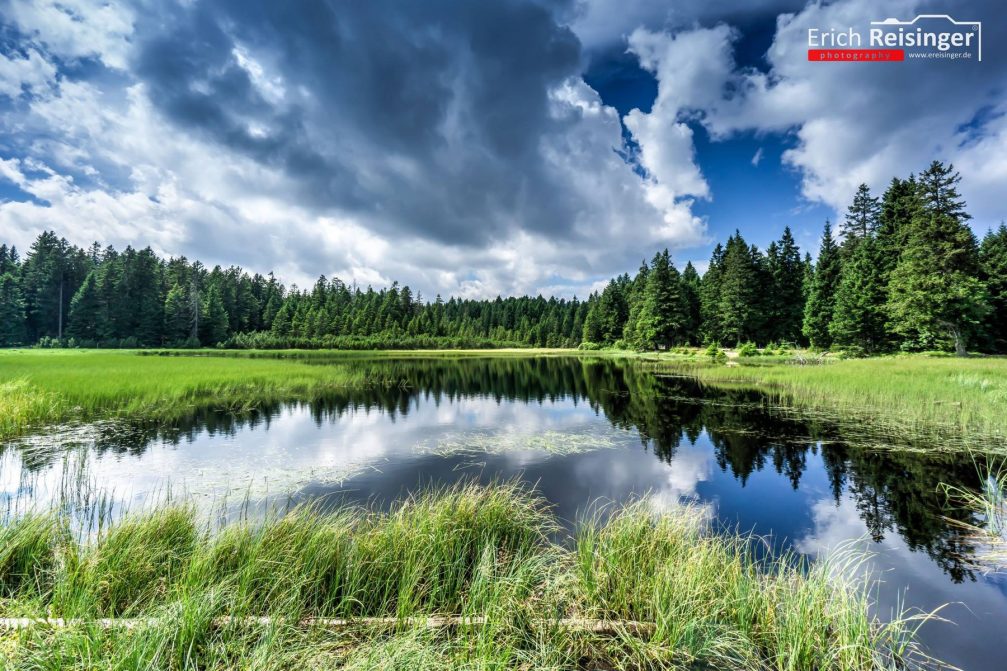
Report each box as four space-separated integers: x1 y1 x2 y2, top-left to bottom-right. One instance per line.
0 0 1004 299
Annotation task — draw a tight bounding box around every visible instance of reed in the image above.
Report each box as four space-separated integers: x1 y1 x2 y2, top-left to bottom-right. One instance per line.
653 353 1007 449
0 483 937 670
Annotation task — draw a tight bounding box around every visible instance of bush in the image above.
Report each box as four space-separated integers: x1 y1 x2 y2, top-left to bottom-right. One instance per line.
578 341 602 351
704 343 727 364
737 342 759 358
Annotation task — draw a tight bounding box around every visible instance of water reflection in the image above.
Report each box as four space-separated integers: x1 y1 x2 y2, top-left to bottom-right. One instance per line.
2 355 1005 668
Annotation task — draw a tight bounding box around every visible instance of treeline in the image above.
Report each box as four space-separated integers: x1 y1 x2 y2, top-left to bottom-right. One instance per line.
582 160 1007 355
0 237 586 349
0 160 1003 354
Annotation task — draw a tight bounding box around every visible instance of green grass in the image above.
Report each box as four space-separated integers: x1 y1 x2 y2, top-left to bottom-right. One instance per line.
0 349 383 441
942 457 1007 569
645 352 1007 449
0 483 934 670
3 348 1005 450
0 348 581 442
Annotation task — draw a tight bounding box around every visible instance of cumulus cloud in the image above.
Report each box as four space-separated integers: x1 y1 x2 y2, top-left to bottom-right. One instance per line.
627 0 1006 223
0 0 712 298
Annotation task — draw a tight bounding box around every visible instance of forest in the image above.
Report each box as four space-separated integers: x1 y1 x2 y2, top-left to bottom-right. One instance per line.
0 161 1004 354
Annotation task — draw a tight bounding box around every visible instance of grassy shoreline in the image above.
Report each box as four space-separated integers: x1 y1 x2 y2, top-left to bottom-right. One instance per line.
0 483 931 670
641 352 1007 450
1 348 1005 448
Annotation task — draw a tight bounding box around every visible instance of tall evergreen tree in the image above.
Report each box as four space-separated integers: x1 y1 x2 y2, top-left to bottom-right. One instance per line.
876 177 918 278
887 161 987 354
200 286 230 345
632 249 687 350
979 223 1007 352
0 273 27 346
699 244 725 343
840 183 881 245
717 233 760 345
67 271 103 342
20 232 73 341
829 236 887 352
803 221 842 349
681 262 701 344
164 284 192 345
766 227 804 343
622 260 650 346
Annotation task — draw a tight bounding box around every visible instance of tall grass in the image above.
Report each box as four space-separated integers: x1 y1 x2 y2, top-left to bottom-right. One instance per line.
0 483 936 670
942 457 1007 569
656 354 1007 449
0 350 377 441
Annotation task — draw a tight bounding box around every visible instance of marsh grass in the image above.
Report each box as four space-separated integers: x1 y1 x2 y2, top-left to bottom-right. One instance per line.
645 353 1007 450
0 483 937 670
0 350 382 442
942 457 1007 570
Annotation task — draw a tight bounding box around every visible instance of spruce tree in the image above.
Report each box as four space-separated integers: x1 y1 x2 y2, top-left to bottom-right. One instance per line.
717 233 760 345
633 249 687 350
802 221 842 349
829 236 887 352
200 286 230 345
164 284 191 345
700 244 725 343
767 227 804 343
887 161 988 354
681 262 701 344
622 260 650 347
877 177 917 278
582 294 603 344
979 223 1007 352
67 271 103 342
0 273 27 346
840 183 881 245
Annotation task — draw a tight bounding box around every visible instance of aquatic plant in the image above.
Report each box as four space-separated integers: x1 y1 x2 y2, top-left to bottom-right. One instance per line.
0 483 938 670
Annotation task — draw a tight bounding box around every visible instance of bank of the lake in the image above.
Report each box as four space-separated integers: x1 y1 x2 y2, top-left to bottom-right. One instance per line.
0 483 929 671
1 348 1006 449
644 352 1007 450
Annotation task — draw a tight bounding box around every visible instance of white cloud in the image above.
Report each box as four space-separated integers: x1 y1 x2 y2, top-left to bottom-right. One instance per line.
624 0 1006 227
2 0 134 70
751 147 763 166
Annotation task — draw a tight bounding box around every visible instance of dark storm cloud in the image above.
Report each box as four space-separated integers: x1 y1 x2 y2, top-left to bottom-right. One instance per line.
131 0 583 245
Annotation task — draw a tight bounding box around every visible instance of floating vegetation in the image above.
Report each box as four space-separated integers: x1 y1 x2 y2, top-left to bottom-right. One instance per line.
942 457 1007 572
417 428 628 458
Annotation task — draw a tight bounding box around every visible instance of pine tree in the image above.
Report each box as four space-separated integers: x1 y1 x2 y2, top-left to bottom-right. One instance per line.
67 271 103 342
681 262 701 344
700 244 725 343
803 221 842 349
582 294 602 344
979 223 1007 352
829 236 887 352
622 260 650 347
200 286 230 345
840 183 881 245
633 249 687 350
766 227 804 343
717 233 760 345
0 273 27 346
595 278 629 343
887 161 988 354
20 231 72 341
876 177 918 278
164 284 191 344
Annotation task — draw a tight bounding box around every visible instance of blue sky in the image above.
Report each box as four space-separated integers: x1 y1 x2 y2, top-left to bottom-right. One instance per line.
0 0 1003 297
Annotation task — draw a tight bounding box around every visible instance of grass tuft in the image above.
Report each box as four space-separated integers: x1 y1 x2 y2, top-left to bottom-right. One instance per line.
0 483 938 670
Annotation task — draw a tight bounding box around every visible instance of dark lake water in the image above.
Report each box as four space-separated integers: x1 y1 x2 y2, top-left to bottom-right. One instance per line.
2 355 1005 669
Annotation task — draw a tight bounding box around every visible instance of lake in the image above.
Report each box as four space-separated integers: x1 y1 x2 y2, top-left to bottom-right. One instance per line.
2 355 1005 669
